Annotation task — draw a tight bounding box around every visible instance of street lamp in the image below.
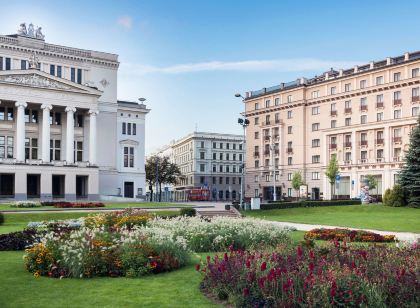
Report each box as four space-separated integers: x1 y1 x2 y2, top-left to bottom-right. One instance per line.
235 93 249 209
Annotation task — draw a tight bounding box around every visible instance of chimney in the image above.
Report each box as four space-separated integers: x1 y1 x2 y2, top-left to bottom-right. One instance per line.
354 65 358 73
339 69 343 77
404 52 409 61
386 57 391 65
370 61 374 69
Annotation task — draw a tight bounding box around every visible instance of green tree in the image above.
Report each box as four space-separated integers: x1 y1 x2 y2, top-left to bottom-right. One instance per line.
366 174 378 201
399 116 420 207
325 155 339 200
291 172 304 199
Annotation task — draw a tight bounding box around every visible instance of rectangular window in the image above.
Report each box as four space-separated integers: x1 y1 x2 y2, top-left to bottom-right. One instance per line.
123 146 134 167
312 123 320 131
265 100 270 108
21 60 27 70
212 153 216 160
376 76 384 85
287 95 292 103
288 157 292 165
57 66 62 78
287 173 292 181
311 91 319 99
122 122 126 134
200 152 205 159
219 177 223 184
288 188 292 197
212 176 216 184
219 165 223 172
71 68 76 82
360 80 367 89
127 123 132 135
413 107 419 117
412 68 419 78
345 117 351 126
255 103 259 110
50 65 55 76
219 143 223 149
312 155 320 163
75 114 83 127
77 68 82 84
25 138 38 160
312 106 320 115
287 110 292 119
213 142 216 148
312 139 320 147
5 58 11 70
361 115 367 124
254 160 259 168
219 153 223 160
330 87 336 95
331 120 336 128
274 98 280 105
393 72 401 82
288 126 292 134
133 123 136 135
344 83 351 92
312 172 320 180
412 87 419 99
200 164 205 172
254 132 259 139
74 141 83 162
0 107 4 121
377 112 383 121
0 57 3 70
50 139 61 161
394 109 401 119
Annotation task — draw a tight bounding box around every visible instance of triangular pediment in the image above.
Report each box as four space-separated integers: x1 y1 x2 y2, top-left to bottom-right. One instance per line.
0 69 102 96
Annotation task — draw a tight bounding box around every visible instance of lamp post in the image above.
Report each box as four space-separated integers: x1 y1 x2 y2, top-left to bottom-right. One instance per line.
235 93 249 209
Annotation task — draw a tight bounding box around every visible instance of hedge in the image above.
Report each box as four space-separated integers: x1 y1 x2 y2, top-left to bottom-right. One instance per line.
261 200 361 210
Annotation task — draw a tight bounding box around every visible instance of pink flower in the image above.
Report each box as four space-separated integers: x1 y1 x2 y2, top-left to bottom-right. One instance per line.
229 244 234 252
260 261 267 271
297 246 303 258
246 259 251 268
224 253 228 262
243 288 250 296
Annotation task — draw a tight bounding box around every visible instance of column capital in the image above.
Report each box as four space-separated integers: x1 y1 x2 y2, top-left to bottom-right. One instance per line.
41 104 53 111
88 109 99 115
15 101 28 108
65 106 76 113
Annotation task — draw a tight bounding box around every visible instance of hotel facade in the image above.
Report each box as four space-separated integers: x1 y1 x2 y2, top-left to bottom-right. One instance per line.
0 24 149 201
243 51 420 201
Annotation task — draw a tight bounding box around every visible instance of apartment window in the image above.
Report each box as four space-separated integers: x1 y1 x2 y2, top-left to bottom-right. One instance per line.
312 155 320 163
200 141 205 148
412 68 419 78
50 139 61 161
376 76 384 85
212 153 216 160
311 91 320 99
264 174 270 182
50 64 55 76
255 103 259 110
413 107 420 117
123 146 134 168
274 98 280 106
412 87 419 98
0 57 3 70
287 173 292 181
360 80 367 89
345 100 351 109
219 142 223 149
24 138 38 160
21 60 27 70
287 95 292 103
312 123 320 131
331 103 336 112
274 113 280 123
77 68 82 84
394 128 402 138
394 91 401 101
233 144 236 150
376 94 384 107
345 117 351 126
133 123 136 135
312 106 320 115
226 153 230 160
265 100 270 108
377 112 384 122
360 97 367 108
233 165 237 173
265 115 270 124
361 151 367 160
330 86 336 95
212 164 216 172
74 141 83 162
71 68 76 82
75 114 83 128
212 176 216 184
225 177 230 185
288 126 292 134
0 107 13 121
377 149 384 159
24 109 38 123
254 132 259 139
5 57 11 70
219 165 223 172
394 109 401 119
312 139 320 147
312 172 320 180
219 177 223 185
254 117 259 125
49 112 61 125
122 122 126 134
345 152 352 162
239 144 242 150
331 120 336 128
0 136 13 158
287 110 292 119
219 153 223 160
239 154 242 161
288 188 292 197
200 152 205 159
200 176 205 184
254 160 259 168
393 72 401 82
361 115 367 124
127 123 132 135
200 164 205 172
344 83 351 92
57 66 62 78
213 142 216 149
287 157 292 165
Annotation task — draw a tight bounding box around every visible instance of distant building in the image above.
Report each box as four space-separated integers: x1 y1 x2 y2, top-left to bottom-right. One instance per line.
151 132 245 201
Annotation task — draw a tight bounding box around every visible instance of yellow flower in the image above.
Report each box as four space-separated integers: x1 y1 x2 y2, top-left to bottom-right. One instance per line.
33 271 40 278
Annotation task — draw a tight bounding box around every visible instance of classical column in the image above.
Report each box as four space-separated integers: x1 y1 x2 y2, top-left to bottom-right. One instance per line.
41 104 52 162
15 101 27 162
88 109 98 165
65 107 76 164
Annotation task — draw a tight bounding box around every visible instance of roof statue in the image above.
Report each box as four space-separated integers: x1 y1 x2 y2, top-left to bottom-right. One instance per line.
17 22 45 40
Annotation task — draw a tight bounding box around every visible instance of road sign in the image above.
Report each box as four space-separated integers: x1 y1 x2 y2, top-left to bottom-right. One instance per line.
335 175 341 181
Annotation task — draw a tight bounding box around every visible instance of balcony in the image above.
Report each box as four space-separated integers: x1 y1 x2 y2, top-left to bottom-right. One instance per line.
344 107 352 114
393 156 401 162
393 136 402 143
253 152 260 158
275 119 281 124
344 142 352 148
274 149 279 155
393 99 402 107
344 160 352 165
360 105 368 112
375 139 384 145
376 158 384 163
360 140 368 146
264 150 270 156
330 110 337 116
264 135 271 141
329 143 337 150
376 102 384 108
360 159 368 164
273 134 280 140
262 121 271 126
286 148 293 154
412 96 420 103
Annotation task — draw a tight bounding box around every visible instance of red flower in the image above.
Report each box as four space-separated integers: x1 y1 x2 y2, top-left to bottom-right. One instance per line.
229 244 234 252
206 255 211 263
330 280 337 298
195 264 200 271
243 288 250 296
246 259 251 268
297 246 303 258
224 253 228 262
48 271 53 277
309 262 314 272
258 277 266 288
260 261 267 271
309 250 315 260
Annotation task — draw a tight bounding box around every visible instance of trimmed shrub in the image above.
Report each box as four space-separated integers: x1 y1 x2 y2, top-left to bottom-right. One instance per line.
179 208 196 217
10 201 42 208
0 212 4 225
383 185 407 207
261 199 361 210
0 229 40 251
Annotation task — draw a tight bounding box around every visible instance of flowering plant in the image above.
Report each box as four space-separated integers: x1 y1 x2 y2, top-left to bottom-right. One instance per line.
10 201 42 208
304 228 396 242
53 202 105 208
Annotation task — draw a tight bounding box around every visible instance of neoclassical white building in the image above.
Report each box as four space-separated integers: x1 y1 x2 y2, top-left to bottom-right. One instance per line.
0 23 149 201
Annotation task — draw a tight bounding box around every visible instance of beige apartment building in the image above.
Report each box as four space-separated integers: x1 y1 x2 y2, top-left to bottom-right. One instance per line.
243 51 420 201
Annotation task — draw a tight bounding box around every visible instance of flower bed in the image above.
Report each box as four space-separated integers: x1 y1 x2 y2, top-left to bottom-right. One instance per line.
304 228 396 242
199 243 419 307
10 201 42 208
0 229 40 251
53 202 105 208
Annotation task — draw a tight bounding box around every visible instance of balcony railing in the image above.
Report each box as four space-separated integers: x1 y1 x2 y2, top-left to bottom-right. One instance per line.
360 105 368 111
330 110 337 116
275 119 281 124
393 156 401 162
375 139 384 145
376 158 384 163
344 142 352 148
393 136 402 143
329 143 337 150
262 121 271 126
376 102 384 108
412 96 420 102
360 159 368 164
393 99 402 106
253 152 260 158
264 150 270 155
344 107 352 114
344 160 352 165
360 140 368 146
287 148 293 154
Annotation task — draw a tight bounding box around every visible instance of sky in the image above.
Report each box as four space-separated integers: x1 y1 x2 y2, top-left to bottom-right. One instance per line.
1 0 420 154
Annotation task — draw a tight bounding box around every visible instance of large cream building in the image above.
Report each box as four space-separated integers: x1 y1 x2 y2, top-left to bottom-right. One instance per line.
0 23 149 201
243 51 420 201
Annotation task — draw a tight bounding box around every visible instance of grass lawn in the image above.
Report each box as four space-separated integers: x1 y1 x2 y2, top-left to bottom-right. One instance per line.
0 251 217 308
0 202 196 212
0 210 179 234
243 204 420 233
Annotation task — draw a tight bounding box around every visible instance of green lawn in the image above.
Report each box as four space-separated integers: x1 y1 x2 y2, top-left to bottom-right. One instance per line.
0 251 217 308
0 202 195 212
244 204 420 233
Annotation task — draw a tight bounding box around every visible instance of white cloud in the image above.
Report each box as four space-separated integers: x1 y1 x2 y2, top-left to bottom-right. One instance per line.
117 16 132 30
120 58 360 75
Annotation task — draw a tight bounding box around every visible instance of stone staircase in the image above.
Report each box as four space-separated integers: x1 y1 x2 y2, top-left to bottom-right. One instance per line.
196 207 242 219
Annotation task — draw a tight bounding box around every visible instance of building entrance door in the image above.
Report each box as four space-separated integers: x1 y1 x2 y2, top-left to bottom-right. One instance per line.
0 174 14 197
312 187 320 200
124 182 134 198
27 174 40 198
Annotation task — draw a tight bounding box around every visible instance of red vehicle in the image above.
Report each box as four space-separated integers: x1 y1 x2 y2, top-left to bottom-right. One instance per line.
187 188 210 201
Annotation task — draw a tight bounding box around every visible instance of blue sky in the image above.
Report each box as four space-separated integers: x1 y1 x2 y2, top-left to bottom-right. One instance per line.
1 0 420 153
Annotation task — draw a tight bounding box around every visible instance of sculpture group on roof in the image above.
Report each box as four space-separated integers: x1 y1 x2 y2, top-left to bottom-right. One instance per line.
18 22 44 40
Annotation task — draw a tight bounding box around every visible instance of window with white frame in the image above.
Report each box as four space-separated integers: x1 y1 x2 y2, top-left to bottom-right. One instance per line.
311 90 320 99
123 146 134 168
265 100 270 108
393 72 401 82
312 172 320 180
345 117 351 126
376 76 384 85
312 106 320 115
288 173 292 181
412 68 419 78
312 155 320 163
361 115 367 124
287 95 292 103
287 110 292 118
50 139 61 161
74 141 83 162
274 98 280 106
394 109 401 119
377 112 384 122
0 136 14 158
25 138 38 160
312 123 320 131
331 120 336 128
312 139 320 147
255 103 259 110
412 87 419 98
288 188 292 197
344 83 351 92
288 126 292 134
360 80 367 89
413 107 419 116
0 107 13 121
330 86 336 95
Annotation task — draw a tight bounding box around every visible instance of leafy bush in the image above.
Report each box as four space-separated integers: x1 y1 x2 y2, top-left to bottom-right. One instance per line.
0 212 4 225
199 244 420 307
261 199 361 210
0 229 40 251
304 228 395 242
383 185 407 207
179 208 196 217
383 188 392 206
10 201 42 208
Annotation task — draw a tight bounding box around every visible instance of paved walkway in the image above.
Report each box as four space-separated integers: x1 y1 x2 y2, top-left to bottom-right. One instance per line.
265 220 420 243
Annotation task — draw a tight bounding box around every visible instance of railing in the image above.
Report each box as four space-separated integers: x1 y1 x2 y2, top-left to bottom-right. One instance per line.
393 137 402 143
360 159 368 164
360 140 368 146
262 121 271 126
344 108 352 114
26 159 43 165
329 144 337 150
344 160 352 165
264 150 270 155
287 148 293 154
412 96 420 102
375 139 384 145
330 110 337 116
360 105 368 111
376 158 384 163
393 156 401 162
344 142 352 148
376 102 384 108
0 158 17 164
275 119 281 124
253 152 260 158
393 99 402 106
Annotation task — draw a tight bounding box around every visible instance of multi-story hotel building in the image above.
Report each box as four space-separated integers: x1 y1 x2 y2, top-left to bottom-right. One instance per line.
0 23 149 201
151 132 245 201
243 51 420 201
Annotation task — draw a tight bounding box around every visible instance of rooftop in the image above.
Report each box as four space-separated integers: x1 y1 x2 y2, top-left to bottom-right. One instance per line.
246 50 420 100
